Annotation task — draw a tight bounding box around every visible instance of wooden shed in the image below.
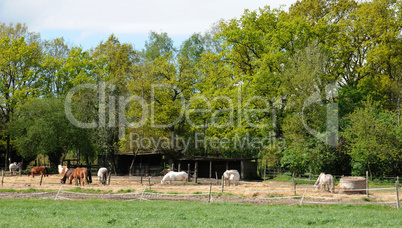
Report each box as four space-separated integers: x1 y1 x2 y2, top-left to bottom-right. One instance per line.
177 156 259 180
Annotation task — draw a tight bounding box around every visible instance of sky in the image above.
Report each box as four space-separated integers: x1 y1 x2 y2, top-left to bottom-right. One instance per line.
0 0 297 51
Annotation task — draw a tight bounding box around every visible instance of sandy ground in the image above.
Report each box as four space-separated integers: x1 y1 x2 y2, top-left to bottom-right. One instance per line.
0 174 399 206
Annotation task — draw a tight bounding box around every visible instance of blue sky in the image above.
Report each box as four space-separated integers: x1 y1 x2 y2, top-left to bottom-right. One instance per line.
0 0 297 51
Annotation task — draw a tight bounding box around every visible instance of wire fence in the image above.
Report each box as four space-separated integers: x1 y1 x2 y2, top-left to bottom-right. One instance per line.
0 172 400 208
0 182 400 208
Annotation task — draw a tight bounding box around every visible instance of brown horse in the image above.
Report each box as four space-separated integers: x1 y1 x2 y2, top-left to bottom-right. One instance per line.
68 168 92 186
28 166 48 178
60 168 75 184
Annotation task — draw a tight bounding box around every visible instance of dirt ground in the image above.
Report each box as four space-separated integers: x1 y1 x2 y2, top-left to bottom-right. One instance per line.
0 174 399 206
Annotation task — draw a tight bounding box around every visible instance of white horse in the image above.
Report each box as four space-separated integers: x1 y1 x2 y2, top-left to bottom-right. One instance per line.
223 170 240 186
58 164 68 175
161 171 188 185
9 162 19 175
97 167 108 185
314 173 334 192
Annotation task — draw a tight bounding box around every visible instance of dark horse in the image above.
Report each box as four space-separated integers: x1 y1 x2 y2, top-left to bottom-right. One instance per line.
60 168 76 184
68 168 92 186
28 166 48 178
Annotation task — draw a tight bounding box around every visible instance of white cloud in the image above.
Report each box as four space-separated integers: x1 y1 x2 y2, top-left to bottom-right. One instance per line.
0 0 296 35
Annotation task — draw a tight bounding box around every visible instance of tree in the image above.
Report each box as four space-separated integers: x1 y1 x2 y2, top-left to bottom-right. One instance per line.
40 37 71 96
11 97 95 167
342 98 401 176
89 35 139 173
0 23 42 168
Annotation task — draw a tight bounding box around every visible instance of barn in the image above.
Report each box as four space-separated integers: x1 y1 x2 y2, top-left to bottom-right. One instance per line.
98 152 259 180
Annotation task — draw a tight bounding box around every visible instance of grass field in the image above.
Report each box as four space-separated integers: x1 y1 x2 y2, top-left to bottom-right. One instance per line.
0 199 400 227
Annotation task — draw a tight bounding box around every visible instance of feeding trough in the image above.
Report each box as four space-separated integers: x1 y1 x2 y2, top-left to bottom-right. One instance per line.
337 176 366 194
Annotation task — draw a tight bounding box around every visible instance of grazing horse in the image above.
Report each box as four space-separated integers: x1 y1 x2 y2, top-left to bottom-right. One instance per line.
68 168 92 186
58 165 68 175
60 168 76 184
97 167 108 185
9 162 19 175
161 171 188 185
223 170 240 186
314 173 334 193
28 166 48 178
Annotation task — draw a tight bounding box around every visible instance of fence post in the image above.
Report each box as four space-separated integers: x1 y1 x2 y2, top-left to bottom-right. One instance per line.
75 174 78 186
55 184 63 200
1 170 3 187
19 162 22 176
240 161 244 180
140 169 143 185
40 172 44 186
396 176 400 210
366 171 369 198
195 161 198 183
309 168 312 181
187 164 191 182
178 163 181 172
108 172 111 185
208 184 212 203
263 165 266 181
171 163 174 172
300 189 307 206
292 172 296 195
215 171 218 185
148 176 151 190
221 175 224 193
209 161 212 179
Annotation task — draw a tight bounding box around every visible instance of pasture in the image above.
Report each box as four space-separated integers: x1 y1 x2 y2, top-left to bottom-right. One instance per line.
0 198 401 227
0 174 400 206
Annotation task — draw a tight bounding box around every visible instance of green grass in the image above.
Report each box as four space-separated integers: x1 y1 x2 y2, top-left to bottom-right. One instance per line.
64 187 112 194
167 191 179 194
143 189 160 194
0 198 400 227
116 189 133 193
268 194 284 198
273 174 318 185
0 188 51 193
351 197 372 202
271 174 400 188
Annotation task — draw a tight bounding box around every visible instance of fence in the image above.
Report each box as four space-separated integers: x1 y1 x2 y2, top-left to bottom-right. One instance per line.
0 174 400 208
262 167 401 182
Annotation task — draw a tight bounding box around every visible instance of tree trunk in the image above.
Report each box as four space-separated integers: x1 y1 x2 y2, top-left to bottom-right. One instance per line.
129 148 138 175
398 96 400 126
5 135 10 170
367 161 373 181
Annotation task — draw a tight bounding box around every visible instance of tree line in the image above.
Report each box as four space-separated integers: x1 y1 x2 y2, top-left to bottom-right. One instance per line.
0 0 401 177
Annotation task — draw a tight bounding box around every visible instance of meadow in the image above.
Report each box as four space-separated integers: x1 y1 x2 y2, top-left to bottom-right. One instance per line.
0 198 400 227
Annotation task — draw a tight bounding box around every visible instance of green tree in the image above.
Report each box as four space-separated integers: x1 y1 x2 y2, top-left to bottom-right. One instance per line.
342 98 401 176
89 35 139 173
0 23 42 168
12 97 95 167
40 37 71 96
